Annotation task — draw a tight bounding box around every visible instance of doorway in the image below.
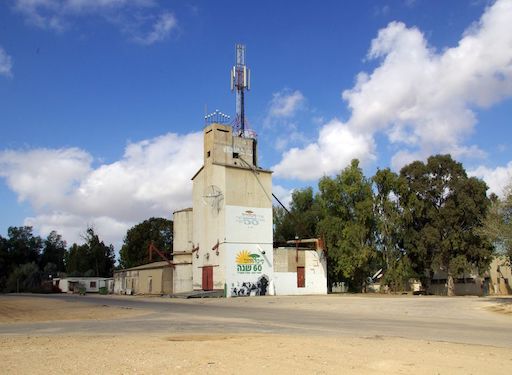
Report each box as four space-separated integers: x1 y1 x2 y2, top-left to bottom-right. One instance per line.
297 267 305 288
202 266 213 291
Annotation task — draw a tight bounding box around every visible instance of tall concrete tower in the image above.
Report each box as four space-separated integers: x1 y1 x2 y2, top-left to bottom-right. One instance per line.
191 122 273 296
190 45 273 296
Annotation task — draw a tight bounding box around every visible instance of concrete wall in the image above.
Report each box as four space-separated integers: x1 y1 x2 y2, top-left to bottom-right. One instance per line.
173 263 193 294
428 257 512 296
173 208 193 252
191 164 226 291
172 208 194 293
429 280 483 296
114 270 139 295
489 256 512 295
114 264 173 295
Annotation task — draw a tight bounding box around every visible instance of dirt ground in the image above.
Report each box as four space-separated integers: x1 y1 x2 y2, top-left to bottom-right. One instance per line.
1 296 511 374
0 297 148 323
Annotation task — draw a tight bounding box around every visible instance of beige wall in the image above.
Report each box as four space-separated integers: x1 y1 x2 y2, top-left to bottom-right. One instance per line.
427 257 512 296
192 164 226 290
114 266 173 295
203 123 257 168
225 167 272 207
273 248 306 272
489 256 512 295
173 208 193 253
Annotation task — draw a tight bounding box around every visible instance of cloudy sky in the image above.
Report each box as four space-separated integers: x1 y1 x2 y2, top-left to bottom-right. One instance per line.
1 0 511 250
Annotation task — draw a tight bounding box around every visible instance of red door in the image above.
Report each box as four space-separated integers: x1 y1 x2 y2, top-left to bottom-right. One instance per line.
202 266 213 291
297 267 305 288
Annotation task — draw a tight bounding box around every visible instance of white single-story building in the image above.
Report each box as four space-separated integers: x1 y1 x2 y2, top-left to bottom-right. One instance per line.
53 277 113 293
272 239 328 296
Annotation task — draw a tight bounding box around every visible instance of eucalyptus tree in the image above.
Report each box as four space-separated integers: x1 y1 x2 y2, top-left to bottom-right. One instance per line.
317 159 378 291
399 155 492 295
373 168 414 291
481 186 512 265
273 187 321 243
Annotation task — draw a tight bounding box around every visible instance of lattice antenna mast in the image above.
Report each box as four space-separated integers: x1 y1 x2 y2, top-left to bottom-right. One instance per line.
231 44 250 136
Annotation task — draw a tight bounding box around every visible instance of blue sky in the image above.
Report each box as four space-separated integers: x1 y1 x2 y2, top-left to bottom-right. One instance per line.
1 0 511 249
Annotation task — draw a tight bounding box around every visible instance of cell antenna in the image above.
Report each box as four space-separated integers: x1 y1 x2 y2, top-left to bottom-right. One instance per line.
231 44 251 137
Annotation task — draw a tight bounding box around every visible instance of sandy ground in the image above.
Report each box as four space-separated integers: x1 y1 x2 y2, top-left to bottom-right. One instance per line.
0 296 148 323
1 296 511 374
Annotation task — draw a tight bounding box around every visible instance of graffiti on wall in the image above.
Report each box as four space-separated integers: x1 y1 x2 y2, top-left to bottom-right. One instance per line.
231 275 269 296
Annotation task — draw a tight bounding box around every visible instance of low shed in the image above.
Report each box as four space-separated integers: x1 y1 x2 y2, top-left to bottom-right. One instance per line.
114 261 173 295
273 239 327 295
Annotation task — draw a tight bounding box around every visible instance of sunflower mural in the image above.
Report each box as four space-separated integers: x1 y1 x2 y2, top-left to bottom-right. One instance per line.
236 250 253 264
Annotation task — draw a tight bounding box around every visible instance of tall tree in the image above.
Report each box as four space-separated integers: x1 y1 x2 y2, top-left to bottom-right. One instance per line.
65 228 115 277
6 226 42 266
317 159 378 291
273 187 320 243
399 155 493 295
40 231 67 273
119 218 173 269
373 168 414 291
481 186 512 265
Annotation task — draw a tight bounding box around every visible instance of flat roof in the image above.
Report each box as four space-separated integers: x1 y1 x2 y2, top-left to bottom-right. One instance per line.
114 261 172 273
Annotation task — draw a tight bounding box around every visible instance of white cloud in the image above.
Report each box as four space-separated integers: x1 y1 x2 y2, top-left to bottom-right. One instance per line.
272 184 293 209
0 132 202 247
268 90 305 118
274 0 512 179
469 161 512 197
273 118 376 180
0 47 13 77
12 0 176 44
131 12 177 45
264 89 309 152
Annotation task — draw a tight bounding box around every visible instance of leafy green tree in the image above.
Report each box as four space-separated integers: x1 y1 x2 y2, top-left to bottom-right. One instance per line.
65 243 92 276
373 168 415 291
273 206 293 243
481 187 512 265
66 228 115 277
6 226 42 266
399 155 493 295
273 188 320 243
317 159 378 291
40 231 66 273
119 218 173 269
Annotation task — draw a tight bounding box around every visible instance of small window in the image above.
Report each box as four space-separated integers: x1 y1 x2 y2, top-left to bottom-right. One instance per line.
90 281 96 288
233 152 239 159
207 151 211 157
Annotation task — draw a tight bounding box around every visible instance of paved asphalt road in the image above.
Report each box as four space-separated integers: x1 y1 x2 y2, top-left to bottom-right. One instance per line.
1 294 511 348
